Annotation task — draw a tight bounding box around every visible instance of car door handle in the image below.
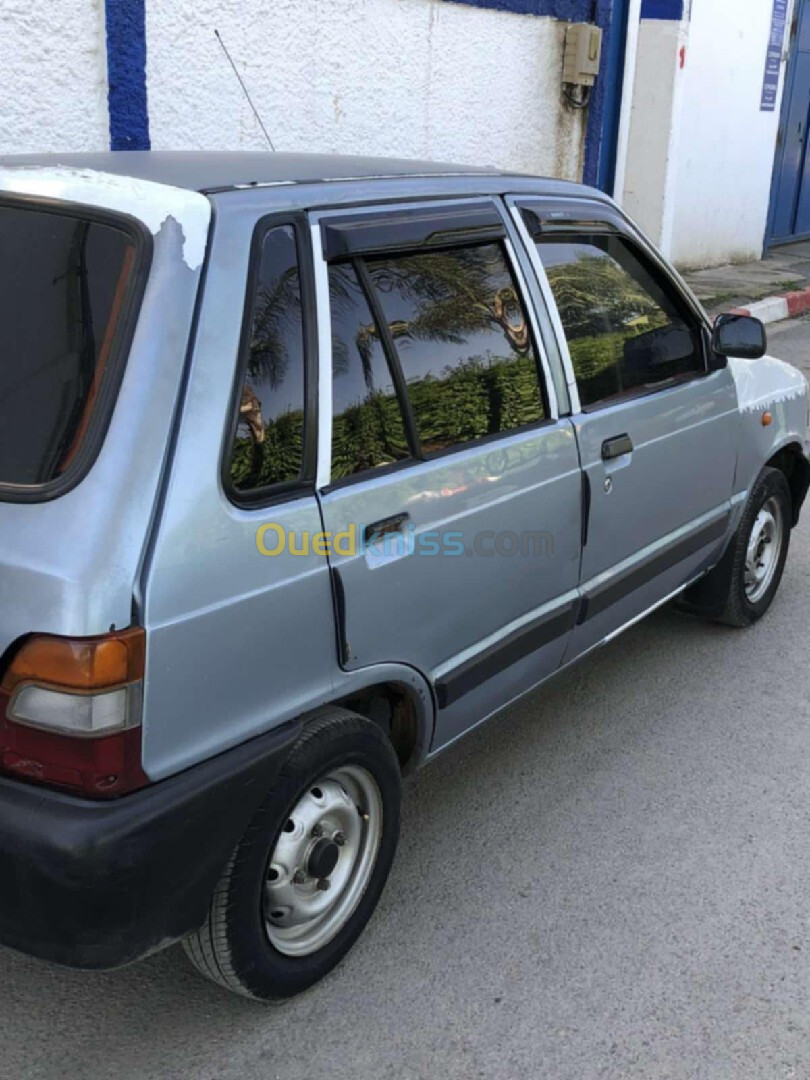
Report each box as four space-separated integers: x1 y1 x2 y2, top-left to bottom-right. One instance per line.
601 434 633 461
364 512 410 546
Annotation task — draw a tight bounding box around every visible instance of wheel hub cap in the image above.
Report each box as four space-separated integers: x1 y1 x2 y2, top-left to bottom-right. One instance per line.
307 837 340 879
744 496 783 604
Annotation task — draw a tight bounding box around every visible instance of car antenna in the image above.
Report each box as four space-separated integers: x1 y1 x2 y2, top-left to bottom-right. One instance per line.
214 28 276 151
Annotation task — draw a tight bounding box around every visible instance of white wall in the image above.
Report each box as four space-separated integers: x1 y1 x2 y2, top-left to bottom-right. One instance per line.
621 18 686 252
2 0 109 153
668 0 789 268
145 0 586 179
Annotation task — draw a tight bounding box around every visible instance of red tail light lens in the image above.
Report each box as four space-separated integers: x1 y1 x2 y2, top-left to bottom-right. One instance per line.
0 629 149 799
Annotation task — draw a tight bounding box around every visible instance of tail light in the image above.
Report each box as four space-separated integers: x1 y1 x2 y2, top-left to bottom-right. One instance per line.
0 628 149 798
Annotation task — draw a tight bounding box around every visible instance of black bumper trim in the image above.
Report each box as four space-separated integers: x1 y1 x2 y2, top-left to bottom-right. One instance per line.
0 719 301 970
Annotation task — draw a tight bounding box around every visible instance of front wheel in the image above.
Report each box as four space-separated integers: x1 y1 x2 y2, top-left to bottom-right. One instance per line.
715 466 792 627
183 710 401 1001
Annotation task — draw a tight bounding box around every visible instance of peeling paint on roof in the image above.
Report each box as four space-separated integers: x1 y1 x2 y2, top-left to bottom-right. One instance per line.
0 166 211 270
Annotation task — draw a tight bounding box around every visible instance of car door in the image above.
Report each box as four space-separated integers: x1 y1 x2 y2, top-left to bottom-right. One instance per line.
312 199 583 751
509 197 739 659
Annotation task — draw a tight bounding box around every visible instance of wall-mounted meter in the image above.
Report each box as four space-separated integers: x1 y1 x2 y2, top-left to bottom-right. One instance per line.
563 23 603 87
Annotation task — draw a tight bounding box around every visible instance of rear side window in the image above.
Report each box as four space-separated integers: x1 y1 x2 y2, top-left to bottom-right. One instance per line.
229 225 308 494
327 237 546 482
534 232 704 408
0 204 139 489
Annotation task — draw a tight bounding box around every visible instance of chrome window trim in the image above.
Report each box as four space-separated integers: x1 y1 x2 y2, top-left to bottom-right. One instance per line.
506 197 582 415
310 217 333 490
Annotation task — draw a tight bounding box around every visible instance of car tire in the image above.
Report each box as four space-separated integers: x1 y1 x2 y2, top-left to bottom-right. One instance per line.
701 466 792 628
183 709 401 1001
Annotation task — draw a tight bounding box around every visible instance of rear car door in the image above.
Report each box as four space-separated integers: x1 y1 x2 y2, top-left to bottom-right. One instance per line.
509 197 739 658
312 199 583 751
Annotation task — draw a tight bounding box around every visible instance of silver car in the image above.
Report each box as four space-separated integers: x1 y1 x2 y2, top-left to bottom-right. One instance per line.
0 152 806 1001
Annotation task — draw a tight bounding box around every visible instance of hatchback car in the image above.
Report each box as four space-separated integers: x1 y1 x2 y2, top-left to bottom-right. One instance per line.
0 152 806 1000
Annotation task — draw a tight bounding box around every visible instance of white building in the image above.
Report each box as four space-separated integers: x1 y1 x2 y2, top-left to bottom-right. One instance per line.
2 0 801 269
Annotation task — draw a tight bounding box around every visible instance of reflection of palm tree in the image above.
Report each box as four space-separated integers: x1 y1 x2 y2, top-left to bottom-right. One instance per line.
544 253 659 339
249 269 301 387
327 266 355 379
359 247 529 377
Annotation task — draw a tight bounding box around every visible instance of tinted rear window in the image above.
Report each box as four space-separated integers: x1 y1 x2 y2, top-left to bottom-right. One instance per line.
0 204 138 487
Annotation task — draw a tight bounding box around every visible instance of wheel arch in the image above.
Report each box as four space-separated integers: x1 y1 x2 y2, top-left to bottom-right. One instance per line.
328 681 429 775
766 441 810 526
299 663 435 775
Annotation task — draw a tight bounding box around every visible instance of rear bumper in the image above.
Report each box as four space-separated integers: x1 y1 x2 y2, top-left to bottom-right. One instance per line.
0 720 301 970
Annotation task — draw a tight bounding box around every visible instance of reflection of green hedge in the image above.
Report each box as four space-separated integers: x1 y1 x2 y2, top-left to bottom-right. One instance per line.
331 353 544 478
332 391 408 479
567 315 668 403
230 410 304 489
409 354 543 453
568 332 626 380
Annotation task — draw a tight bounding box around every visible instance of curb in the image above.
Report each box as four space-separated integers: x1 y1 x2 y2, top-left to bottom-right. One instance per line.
731 286 810 326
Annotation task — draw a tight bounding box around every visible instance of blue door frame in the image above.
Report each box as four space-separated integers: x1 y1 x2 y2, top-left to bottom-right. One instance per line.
766 0 810 247
590 0 631 192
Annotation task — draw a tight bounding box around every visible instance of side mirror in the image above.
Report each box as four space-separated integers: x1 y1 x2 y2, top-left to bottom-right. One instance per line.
712 313 767 359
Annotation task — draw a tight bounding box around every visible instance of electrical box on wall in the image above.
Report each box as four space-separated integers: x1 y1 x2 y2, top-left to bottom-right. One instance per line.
563 23 603 86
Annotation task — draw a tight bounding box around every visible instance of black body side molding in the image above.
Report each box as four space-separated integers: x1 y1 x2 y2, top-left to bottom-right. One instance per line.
578 513 730 624
436 601 578 709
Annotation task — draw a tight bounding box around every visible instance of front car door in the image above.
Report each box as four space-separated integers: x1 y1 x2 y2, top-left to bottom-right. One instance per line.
312 199 583 751
509 197 740 659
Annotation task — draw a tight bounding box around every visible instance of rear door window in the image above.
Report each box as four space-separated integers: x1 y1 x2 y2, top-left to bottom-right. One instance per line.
329 262 411 481
365 244 545 454
326 232 547 483
0 204 141 490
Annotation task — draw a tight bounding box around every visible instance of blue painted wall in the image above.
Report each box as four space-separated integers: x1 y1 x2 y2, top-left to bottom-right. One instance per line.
447 0 594 17
640 0 683 19
582 0 612 188
105 0 150 150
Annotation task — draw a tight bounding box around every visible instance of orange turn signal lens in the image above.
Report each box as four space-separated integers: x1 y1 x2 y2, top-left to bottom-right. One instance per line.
1 628 145 695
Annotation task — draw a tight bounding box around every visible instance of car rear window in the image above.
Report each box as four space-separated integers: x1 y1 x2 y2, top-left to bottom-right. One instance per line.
0 203 140 490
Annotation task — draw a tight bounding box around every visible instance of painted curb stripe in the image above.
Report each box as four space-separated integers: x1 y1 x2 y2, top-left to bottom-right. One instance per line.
786 288 810 317
105 0 150 151
730 286 810 326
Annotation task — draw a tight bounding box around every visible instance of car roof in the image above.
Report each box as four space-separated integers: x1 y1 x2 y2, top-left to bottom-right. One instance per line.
0 151 586 197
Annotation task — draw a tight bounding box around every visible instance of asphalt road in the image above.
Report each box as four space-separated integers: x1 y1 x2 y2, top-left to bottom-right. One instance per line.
3 321 810 1080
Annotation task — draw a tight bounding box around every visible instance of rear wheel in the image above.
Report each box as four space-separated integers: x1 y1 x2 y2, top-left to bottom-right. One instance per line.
183 709 401 1001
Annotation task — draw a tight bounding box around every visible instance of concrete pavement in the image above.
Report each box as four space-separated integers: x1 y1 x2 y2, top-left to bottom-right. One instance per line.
1 326 810 1080
682 240 810 317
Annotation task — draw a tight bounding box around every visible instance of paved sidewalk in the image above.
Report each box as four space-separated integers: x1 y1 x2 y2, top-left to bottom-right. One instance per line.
681 240 810 320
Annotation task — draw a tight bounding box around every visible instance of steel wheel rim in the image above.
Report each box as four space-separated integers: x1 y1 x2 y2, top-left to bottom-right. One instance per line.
263 765 383 957
744 495 783 604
